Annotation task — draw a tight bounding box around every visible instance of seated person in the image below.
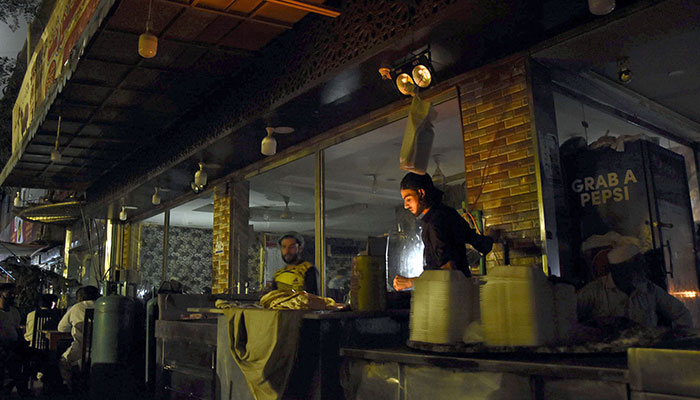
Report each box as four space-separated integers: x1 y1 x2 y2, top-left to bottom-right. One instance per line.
0 283 30 397
577 244 692 329
270 232 318 295
25 293 59 346
58 285 100 386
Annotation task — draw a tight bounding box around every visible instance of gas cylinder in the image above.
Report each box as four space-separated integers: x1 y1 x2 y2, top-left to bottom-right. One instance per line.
91 295 137 399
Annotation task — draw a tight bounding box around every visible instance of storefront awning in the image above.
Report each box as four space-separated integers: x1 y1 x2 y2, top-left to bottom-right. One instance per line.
0 0 339 191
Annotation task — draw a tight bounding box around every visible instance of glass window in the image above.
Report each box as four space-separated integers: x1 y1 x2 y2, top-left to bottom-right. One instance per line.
246 156 316 293
323 98 466 300
139 192 214 293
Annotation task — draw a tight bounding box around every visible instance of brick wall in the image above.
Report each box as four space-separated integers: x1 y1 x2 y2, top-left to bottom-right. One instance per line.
459 55 543 269
122 223 131 270
212 184 231 294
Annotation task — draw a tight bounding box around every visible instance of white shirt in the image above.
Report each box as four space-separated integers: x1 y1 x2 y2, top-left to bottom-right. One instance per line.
577 274 692 328
58 300 95 365
24 310 37 344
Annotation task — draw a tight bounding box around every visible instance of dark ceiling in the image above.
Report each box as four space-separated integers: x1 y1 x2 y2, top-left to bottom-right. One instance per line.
532 0 700 139
2 0 337 191
6 0 691 223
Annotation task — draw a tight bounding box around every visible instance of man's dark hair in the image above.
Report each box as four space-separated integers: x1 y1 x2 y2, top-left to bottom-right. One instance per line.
278 232 304 247
400 172 444 207
77 285 100 301
0 283 16 293
39 293 58 308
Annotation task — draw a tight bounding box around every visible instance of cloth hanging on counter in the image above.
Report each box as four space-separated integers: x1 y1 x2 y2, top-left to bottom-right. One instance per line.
400 95 436 174
259 289 338 310
222 308 305 400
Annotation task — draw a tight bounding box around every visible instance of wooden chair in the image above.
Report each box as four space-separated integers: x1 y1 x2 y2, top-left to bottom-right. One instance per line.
30 308 62 350
81 308 95 371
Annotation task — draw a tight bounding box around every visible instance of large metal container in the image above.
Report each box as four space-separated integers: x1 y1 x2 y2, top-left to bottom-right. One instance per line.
91 295 138 399
351 255 387 311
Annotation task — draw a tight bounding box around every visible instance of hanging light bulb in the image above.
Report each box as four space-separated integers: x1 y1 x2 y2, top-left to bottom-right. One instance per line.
412 64 432 88
261 127 277 156
396 73 416 96
51 115 62 162
194 162 207 187
13 192 21 207
139 0 157 58
588 0 615 15
152 187 161 205
119 206 127 221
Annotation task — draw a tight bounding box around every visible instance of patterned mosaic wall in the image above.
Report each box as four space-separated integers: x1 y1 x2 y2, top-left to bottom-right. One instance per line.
139 224 213 293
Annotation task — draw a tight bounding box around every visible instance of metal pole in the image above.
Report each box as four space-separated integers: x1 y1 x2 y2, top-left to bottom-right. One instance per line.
315 150 326 297
473 210 487 275
162 210 170 283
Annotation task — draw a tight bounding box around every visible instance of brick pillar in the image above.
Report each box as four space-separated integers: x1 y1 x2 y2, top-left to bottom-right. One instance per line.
122 224 131 270
212 184 231 294
459 55 543 269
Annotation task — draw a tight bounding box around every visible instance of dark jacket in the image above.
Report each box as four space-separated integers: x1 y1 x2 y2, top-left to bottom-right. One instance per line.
420 203 493 276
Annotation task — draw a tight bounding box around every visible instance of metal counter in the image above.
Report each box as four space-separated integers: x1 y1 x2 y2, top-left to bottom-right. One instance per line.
340 347 629 400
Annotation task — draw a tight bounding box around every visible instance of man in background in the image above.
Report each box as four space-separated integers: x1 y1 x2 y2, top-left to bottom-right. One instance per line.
271 232 319 295
0 283 30 397
577 244 692 328
58 285 100 387
24 293 58 346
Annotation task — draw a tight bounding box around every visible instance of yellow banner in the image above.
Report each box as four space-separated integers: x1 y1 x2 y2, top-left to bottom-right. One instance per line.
12 0 101 153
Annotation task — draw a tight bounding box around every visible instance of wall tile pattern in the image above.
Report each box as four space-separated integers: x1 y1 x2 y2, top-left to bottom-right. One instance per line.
139 224 213 292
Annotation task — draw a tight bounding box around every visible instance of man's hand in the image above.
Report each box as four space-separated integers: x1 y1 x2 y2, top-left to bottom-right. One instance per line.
393 275 415 291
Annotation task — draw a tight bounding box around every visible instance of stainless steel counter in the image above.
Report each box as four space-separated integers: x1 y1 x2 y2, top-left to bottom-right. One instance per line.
340 347 629 400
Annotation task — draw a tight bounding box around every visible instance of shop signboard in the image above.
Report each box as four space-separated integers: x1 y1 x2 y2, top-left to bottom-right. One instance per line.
9 216 40 245
11 0 112 154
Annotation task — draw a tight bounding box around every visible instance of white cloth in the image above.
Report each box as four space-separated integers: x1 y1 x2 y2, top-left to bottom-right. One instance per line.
24 310 36 344
58 300 95 365
0 307 21 343
577 274 692 328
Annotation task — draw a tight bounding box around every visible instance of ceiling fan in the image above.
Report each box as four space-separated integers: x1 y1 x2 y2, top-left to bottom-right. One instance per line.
280 195 292 219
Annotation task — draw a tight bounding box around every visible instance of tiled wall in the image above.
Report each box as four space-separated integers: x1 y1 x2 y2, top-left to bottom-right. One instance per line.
212 184 231 294
139 224 213 292
459 55 543 269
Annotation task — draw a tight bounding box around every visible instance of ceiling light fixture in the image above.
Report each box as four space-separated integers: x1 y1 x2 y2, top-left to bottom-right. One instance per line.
588 0 615 15
191 162 208 193
51 115 62 162
152 187 161 205
379 50 434 97
13 192 21 207
119 205 138 221
618 57 632 84
261 127 295 156
139 0 157 58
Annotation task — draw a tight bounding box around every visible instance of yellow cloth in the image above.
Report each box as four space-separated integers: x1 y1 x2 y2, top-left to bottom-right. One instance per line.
223 308 304 400
260 289 338 310
273 261 314 292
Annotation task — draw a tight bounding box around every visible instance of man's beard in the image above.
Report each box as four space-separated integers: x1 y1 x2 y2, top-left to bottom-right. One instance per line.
283 254 300 264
